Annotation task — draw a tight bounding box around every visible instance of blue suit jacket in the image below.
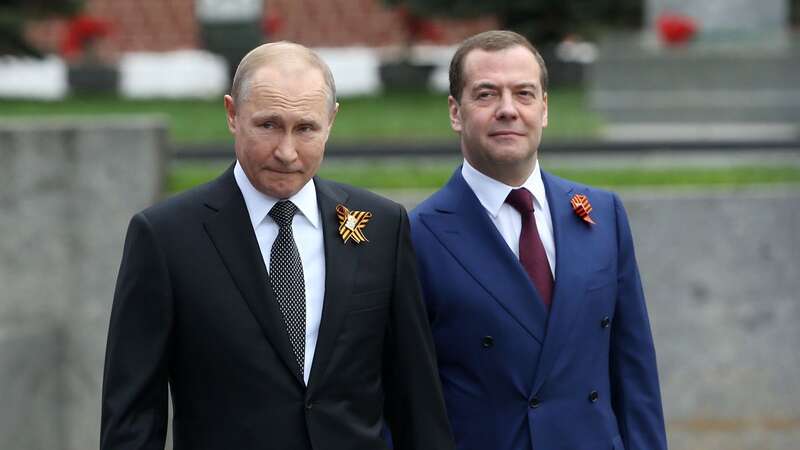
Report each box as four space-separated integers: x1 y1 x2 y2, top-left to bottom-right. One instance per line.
409 168 667 450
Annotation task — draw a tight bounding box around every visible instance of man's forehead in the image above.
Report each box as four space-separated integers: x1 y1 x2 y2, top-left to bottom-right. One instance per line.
463 46 540 75
247 81 329 99
246 88 329 117
251 62 324 85
242 84 330 124
463 48 541 88
247 67 328 98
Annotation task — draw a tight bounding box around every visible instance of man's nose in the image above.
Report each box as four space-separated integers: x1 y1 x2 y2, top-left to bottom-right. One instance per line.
495 92 519 120
274 134 298 163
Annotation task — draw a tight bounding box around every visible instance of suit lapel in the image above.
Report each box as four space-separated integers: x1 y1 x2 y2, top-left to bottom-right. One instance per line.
532 171 590 393
306 178 359 393
420 170 548 344
202 166 303 386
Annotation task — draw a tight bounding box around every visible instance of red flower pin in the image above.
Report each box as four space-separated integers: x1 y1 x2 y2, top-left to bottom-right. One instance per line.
571 194 595 225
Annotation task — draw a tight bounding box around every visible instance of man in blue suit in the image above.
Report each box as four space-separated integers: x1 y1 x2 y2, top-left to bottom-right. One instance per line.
410 31 667 450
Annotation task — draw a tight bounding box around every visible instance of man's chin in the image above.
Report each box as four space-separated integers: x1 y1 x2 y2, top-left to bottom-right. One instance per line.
484 142 534 158
486 148 538 169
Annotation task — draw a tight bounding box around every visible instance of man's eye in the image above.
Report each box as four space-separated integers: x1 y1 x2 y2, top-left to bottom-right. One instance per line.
261 122 276 129
477 92 494 99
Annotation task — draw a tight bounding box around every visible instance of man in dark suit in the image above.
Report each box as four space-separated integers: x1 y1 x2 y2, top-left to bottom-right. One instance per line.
100 41 454 450
410 31 667 450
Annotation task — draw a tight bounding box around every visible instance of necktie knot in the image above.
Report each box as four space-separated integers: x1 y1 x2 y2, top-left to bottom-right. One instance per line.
506 188 534 214
269 201 298 227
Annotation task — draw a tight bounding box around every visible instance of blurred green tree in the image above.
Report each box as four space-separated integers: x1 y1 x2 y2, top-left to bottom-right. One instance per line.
384 0 642 45
0 0 82 56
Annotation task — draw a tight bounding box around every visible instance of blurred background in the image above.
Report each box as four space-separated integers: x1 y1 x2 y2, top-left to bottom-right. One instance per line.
0 0 798 449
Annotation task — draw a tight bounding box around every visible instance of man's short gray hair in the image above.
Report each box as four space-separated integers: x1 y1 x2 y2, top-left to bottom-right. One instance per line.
230 41 337 113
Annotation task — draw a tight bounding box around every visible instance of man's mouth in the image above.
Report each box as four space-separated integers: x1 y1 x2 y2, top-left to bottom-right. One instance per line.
489 130 524 137
265 167 298 174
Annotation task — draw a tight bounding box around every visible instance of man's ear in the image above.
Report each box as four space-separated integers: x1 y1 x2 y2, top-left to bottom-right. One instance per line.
329 102 339 126
448 96 462 133
321 102 339 141
542 92 548 128
224 95 237 134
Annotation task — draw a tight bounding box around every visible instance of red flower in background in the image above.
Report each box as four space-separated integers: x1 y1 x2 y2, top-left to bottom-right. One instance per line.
262 11 284 36
61 15 113 60
397 6 443 44
657 13 697 46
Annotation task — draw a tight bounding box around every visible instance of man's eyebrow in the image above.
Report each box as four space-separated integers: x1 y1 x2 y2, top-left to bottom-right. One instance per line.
472 82 498 91
471 81 540 91
296 117 322 128
515 82 539 90
251 112 282 122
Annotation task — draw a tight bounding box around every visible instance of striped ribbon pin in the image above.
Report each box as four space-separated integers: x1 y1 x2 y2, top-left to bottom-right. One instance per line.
570 193 596 225
336 204 373 244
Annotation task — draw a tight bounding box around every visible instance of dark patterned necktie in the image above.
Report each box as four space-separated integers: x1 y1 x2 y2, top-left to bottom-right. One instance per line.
268 200 305 379
505 188 554 308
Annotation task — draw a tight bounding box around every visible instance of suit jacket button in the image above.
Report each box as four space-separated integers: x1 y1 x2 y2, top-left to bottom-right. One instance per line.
529 397 541 408
601 316 611 328
589 391 599 403
305 401 313 411
481 336 494 348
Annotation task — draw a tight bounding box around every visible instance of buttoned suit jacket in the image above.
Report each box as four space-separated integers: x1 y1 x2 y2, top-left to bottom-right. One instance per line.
101 165 454 450
409 168 667 450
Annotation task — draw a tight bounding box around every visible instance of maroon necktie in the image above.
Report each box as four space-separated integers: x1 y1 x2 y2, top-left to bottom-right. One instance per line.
505 188 553 308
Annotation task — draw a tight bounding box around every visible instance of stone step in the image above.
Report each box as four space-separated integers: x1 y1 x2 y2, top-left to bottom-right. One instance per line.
588 33 800 126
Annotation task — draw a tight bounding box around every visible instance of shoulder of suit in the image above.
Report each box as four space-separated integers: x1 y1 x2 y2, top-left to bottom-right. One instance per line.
138 168 229 224
542 170 617 199
317 178 404 216
409 186 449 222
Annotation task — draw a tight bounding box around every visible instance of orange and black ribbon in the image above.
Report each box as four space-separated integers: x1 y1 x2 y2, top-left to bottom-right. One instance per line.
336 204 373 244
570 194 596 225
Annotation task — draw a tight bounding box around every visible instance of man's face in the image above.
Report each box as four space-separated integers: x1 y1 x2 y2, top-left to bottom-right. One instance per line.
449 45 548 185
224 64 337 199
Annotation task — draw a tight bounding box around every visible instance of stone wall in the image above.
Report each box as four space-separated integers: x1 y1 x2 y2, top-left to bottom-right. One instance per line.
646 0 788 39
624 188 800 450
590 0 798 138
588 37 800 132
0 118 167 450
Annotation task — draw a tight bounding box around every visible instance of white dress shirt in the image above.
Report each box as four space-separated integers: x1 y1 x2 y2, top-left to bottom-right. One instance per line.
234 162 325 384
461 159 556 277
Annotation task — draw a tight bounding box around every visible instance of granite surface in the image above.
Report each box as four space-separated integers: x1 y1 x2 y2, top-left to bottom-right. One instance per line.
0 118 167 450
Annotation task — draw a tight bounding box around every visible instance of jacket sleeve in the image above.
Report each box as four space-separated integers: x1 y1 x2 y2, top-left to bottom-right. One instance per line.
609 194 668 450
100 212 172 450
383 205 455 450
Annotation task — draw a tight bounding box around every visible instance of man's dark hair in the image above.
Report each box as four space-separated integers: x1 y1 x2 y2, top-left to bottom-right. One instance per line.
449 30 548 102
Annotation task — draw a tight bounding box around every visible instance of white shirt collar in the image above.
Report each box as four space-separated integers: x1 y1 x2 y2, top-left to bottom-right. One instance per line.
234 161 320 229
461 158 547 217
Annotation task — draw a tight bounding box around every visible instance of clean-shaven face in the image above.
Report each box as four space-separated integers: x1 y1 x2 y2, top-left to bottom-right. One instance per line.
224 62 337 199
449 45 548 186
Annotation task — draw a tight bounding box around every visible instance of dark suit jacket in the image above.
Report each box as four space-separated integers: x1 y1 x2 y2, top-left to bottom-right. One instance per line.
101 166 454 450
409 168 667 450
